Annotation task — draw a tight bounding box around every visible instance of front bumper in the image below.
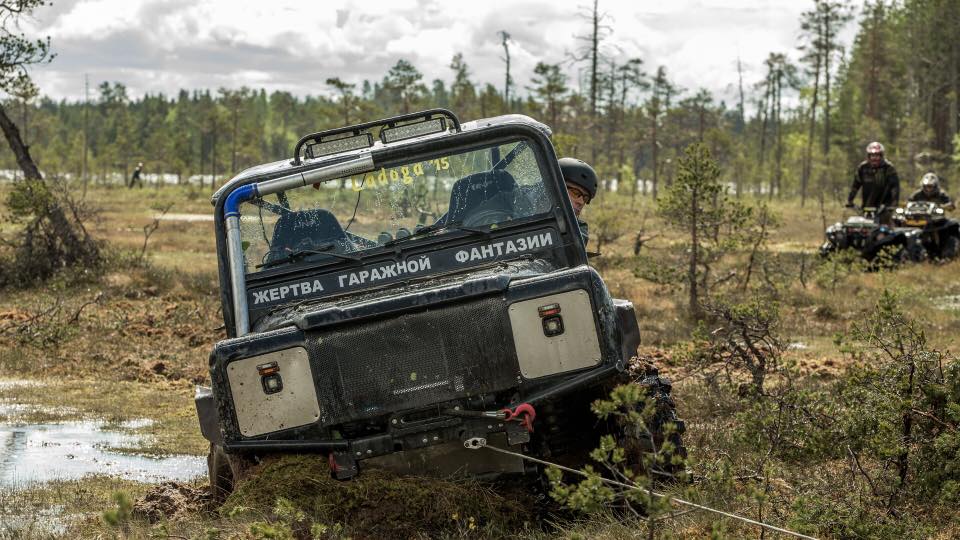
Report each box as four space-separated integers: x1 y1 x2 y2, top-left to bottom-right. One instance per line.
198 265 637 477
196 362 619 476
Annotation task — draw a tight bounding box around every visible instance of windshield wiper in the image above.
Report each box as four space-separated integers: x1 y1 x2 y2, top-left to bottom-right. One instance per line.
383 220 489 247
256 242 362 270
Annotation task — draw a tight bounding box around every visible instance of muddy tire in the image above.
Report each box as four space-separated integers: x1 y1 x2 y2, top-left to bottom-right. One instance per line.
620 372 687 477
941 235 960 260
207 443 233 502
905 240 927 263
207 444 256 502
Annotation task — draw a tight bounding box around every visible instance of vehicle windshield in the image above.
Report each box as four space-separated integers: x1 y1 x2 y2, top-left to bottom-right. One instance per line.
237 138 554 274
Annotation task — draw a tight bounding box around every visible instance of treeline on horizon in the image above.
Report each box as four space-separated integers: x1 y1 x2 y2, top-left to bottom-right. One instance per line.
5 0 960 204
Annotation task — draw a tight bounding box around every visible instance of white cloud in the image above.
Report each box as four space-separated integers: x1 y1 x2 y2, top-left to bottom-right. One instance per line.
25 0 862 111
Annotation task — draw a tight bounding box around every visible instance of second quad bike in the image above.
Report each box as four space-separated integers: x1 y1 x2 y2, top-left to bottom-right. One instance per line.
193 109 685 496
893 201 960 260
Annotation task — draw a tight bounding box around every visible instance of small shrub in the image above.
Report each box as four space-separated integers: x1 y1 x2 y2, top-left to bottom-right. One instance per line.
546 383 683 519
0 178 101 287
102 491 133 529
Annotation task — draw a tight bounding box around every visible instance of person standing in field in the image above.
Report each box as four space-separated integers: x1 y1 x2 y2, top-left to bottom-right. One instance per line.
129 162 143 189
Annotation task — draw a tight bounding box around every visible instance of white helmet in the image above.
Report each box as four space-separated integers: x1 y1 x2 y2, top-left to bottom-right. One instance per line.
866 141 885 155
921 172 939 190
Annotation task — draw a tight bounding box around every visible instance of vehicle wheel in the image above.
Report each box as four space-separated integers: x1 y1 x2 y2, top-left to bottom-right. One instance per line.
906 240 927 263
207 443 233 501
623 373 687 477
207 443 255 502
941 235 960 260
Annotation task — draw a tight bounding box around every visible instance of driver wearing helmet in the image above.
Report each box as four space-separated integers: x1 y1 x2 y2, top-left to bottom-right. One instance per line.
558 157 597 246
908 172 955 210
847 141 900 225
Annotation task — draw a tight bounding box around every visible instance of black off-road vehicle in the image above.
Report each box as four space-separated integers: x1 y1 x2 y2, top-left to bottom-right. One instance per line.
820 206 924 263
195 109 683 495
893 201 960 260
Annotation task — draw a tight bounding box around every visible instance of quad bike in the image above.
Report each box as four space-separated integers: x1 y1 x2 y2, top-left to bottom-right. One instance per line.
194 109 685 497
820 205 925 264
893 201 960 260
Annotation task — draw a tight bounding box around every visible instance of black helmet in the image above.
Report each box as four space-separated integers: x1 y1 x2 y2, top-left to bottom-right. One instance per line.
558 157 598 200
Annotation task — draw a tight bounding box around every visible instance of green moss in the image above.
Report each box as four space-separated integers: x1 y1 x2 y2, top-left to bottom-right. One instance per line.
222 454 537 539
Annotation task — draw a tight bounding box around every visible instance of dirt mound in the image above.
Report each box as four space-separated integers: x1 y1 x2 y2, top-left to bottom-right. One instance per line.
222 454 538 539
133 481 214 523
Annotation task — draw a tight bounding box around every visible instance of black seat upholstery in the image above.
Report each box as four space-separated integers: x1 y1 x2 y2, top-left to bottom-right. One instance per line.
268 208 347 255
445 170 517 225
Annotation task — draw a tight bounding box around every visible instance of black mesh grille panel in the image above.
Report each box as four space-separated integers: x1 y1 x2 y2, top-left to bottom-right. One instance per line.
306 296 518 426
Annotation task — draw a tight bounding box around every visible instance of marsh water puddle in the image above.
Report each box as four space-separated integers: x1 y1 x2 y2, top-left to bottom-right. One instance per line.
0 379 205 486
0 419 205 486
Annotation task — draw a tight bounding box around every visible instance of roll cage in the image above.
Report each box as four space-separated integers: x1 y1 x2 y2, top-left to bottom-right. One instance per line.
211 110 586 338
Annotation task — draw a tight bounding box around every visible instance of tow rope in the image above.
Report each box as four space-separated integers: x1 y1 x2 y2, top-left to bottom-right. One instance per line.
463 437 818 540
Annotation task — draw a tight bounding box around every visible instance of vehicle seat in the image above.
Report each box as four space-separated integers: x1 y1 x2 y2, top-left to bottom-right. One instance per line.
514 183 550 216
445 170 517 226
267 208 347 257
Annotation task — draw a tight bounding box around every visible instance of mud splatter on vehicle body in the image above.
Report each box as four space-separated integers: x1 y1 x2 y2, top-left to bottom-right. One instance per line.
196 109 683 494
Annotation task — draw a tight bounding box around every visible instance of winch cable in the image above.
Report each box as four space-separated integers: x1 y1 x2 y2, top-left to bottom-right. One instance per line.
463 437 818 540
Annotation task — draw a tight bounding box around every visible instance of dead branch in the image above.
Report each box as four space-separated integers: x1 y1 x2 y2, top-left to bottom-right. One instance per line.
139 203 174 263
69 291 104 324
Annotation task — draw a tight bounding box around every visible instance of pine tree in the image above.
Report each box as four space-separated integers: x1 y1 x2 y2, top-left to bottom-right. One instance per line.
657 144 749 319
0 0 100 283
383 59 426 115
530 62 568 129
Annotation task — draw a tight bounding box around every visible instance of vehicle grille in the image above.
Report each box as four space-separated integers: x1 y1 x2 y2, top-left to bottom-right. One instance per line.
304 296 519 426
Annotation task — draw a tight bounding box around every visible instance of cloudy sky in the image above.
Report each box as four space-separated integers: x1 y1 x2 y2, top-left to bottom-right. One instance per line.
23 0 863 109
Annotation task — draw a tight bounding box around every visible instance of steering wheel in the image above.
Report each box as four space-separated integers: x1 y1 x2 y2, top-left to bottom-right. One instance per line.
294 238 317 251
463 209 512 227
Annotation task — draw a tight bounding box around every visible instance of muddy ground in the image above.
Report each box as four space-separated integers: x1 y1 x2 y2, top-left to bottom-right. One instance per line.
1 187 959 538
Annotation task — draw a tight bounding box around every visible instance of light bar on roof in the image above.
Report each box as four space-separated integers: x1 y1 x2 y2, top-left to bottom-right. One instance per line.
380 118 446 144
307 133 373 159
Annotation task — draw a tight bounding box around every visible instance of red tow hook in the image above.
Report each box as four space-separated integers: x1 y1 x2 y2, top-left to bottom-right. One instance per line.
501 403 537 433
